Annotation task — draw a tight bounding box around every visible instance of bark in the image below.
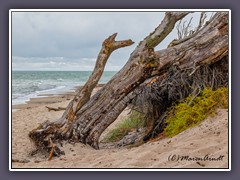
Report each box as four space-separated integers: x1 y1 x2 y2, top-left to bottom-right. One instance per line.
57 33 134 135
29 12 228 151
29 33 134 148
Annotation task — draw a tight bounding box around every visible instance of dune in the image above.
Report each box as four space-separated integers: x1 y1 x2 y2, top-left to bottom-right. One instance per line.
11 95 229 169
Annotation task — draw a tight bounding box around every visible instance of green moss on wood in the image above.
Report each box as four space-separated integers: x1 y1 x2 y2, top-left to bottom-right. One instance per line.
145 20 176 48
146 38 158 48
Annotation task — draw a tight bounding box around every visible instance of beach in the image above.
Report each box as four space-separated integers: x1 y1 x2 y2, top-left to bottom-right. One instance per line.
10 11 229 170
11 86 229 169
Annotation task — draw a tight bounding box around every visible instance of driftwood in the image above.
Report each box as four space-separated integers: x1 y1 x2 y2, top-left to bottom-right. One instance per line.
45 106 66 112
29 12 228 155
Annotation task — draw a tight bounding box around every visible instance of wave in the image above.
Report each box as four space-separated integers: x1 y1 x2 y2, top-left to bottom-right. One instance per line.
12 85 67 105
35 85 66 94
12 71 116 105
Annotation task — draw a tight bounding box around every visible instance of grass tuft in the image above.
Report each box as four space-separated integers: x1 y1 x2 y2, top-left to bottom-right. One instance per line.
164 87 228 137
102 111 145 143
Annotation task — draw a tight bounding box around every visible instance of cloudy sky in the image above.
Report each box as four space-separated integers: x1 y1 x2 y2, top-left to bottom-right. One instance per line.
12 11 210 71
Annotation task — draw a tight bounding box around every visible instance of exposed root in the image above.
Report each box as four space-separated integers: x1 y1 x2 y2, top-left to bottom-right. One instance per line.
29 120 67 158
48 138 54 161
130 56 228 141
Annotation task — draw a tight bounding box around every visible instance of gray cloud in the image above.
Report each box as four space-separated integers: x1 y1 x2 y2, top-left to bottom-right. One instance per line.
12 11 214 71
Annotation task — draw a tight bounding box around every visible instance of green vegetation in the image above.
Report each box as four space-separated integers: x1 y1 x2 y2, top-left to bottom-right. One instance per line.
102 111 145 143
164 87 228 137
146 38 157 48
102 87 228 143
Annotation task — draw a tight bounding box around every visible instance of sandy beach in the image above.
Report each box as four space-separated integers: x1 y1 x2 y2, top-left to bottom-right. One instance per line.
11 87 229 169
9 10 230 171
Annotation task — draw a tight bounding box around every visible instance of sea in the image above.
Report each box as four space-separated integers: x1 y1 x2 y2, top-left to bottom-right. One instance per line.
12 71 117 105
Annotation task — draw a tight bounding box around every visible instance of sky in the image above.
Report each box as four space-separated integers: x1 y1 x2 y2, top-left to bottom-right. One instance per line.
11 11 212 71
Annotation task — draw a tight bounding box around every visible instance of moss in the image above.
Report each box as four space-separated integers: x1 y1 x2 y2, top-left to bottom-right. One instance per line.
164 87 228 137
102 111 145 143
146 38 157 48
146 20 176 49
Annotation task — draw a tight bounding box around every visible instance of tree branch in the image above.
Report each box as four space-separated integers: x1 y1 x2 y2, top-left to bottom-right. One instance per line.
61 33 134 133
153 12 228 75
144 12 190 49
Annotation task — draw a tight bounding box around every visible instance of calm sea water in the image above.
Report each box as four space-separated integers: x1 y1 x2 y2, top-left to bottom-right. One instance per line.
12 71 117 105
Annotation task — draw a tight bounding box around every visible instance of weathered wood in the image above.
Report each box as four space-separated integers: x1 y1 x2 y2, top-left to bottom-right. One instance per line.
29 12 228 152
64 12 193 149
73 12 228 149
29 33 134 149
57 33 134 136
45 106 66 112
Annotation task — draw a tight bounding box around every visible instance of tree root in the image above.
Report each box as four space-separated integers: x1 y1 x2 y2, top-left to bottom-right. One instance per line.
130 56 228 141
48 138 54 161
29 120 64 157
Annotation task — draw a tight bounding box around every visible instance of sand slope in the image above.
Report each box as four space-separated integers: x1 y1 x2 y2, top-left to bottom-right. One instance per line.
11 100 229 169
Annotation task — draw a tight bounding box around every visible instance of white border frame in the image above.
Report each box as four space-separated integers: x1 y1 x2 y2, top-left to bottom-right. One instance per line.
9 9 231 171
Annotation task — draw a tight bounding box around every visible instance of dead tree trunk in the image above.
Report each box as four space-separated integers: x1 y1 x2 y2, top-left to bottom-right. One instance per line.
55 33 134 135
29 12 228 151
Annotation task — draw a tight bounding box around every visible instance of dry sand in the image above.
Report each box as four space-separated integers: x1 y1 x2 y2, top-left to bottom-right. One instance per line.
11 89 229 169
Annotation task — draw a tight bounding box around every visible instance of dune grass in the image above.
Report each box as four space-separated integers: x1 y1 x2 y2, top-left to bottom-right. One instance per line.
102 111 145 143
102 87 228 143
164 87 228 137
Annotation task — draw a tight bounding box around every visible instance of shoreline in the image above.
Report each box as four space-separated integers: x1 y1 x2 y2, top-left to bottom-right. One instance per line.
12 84 105 111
